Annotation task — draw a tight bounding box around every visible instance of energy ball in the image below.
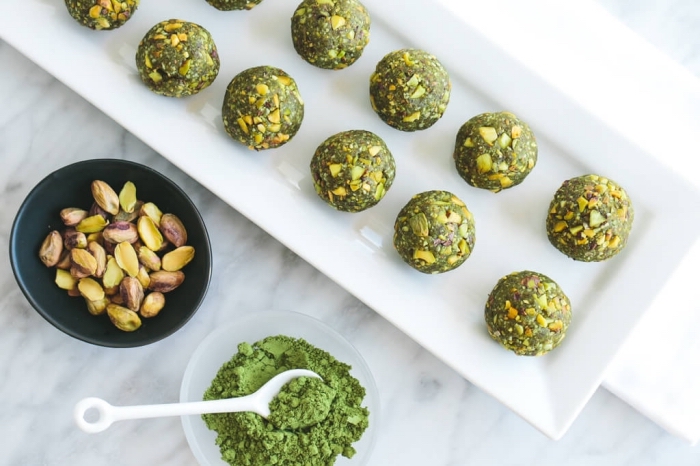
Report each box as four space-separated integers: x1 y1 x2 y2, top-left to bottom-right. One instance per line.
222 66 304 151
291 0 371 70
136 20 220 98
546 174 634 262
485 271 572 356
310 130 395 212
453 112 538 192
206 0 263 10
64 0 139 30
369 49 451 132
393 191 475 274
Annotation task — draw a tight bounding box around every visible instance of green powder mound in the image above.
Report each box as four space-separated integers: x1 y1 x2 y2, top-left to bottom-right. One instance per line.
202 335 370 466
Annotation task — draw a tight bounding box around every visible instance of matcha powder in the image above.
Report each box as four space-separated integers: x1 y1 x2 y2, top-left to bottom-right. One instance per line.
202 335 370 465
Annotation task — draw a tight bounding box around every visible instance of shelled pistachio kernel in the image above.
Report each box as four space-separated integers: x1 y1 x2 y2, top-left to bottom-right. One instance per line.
310 130 396 212
393 190 476 274
453 111 538 192
546 174 634 262
291 0 371 70
222 66 304 150
369 48 451 132
206 0 264 11
485 271 572 356
63 0 140 31
136 20 220 98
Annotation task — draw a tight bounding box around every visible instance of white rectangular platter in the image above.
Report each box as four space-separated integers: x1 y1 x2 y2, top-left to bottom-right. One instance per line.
3 0 700 439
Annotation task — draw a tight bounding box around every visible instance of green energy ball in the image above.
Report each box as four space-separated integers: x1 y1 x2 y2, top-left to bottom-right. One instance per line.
369 49 451 132
206 0 263 10
453 111 538 192
485 271 572 356
393 190 475 274
291 0 371 70
64 0 139 30
136 20 220 98
546 174 634 262
310 130 395 212
222 66 305 150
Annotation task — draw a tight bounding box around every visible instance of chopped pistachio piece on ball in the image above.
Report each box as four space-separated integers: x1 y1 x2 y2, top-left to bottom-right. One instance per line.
546 174 634 262
291 0 371 70
393 190 475 274
136 20 220 98
485 271 572 356
453 111 538 192
310 130 395 212
222 66 305 151
64 0 139 30
369 49 451 132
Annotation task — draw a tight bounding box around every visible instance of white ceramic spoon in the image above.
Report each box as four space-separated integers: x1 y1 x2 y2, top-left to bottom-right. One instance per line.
74 369 321 433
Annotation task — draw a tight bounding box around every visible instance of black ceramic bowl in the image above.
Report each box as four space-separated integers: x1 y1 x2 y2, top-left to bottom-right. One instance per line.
9 159 212 347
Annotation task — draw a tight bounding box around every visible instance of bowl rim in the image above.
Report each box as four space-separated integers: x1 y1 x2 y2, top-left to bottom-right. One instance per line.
8 158 213 347
179 309 380 465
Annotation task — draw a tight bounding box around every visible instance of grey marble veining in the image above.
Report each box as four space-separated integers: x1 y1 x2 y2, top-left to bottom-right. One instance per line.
2 1 700 465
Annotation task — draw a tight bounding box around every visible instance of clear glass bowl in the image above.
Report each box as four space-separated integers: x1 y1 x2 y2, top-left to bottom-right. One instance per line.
180 310 379 465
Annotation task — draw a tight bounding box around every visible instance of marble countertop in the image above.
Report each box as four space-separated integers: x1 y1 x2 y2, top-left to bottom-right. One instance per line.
2 0 699 464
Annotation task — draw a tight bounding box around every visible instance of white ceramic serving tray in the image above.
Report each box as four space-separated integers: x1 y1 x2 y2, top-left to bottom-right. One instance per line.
3 0 699 439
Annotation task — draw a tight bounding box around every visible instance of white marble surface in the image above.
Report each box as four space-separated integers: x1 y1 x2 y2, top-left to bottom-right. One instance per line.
1 1 700 465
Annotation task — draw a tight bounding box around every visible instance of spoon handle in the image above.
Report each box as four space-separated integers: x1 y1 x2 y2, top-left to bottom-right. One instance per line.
73 369 320 433
74 393 264 433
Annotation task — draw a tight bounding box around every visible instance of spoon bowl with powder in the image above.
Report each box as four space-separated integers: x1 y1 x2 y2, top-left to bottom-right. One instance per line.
73 368 321 433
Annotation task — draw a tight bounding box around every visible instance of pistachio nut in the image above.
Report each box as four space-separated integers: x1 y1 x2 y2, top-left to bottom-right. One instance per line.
89 202 111 221
88 241 107 278
60 207 88 227
137 216 164 251
113 200 143 223
86 297 110 316
91 180 120 216
102 221 139 244
107 304 142 332
120 276 144 312
55 250 72 270
114 241 139 278
137 246 161 271
67 287 82 297
55 268 77 291
139 202 163 226
136 265 151 289
103 256 125 289
86 232 104 245
159 213 187 247
148 270 185 293
140 292 165 318
78 277 105 302
64 229 88 250
39 230 64 267
71 248 98 276
75 214 109 234
70 265 91 279
110 292 125 305
161 246 195 272
118 181 138 214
